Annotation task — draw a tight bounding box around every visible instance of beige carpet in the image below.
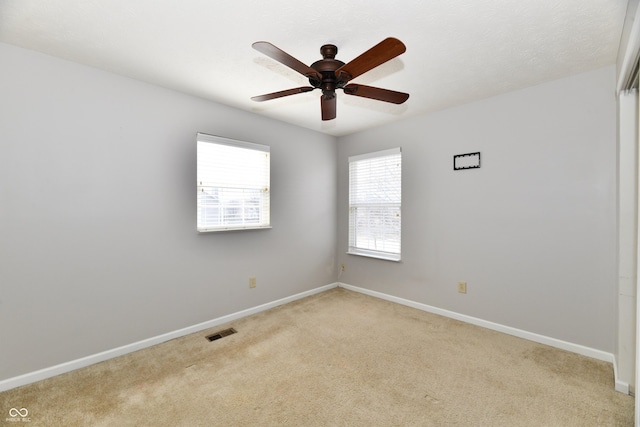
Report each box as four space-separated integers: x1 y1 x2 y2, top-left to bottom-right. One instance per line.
0 288 634 426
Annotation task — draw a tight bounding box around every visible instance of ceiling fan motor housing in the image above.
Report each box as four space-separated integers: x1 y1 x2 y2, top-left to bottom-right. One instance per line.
310 44 347 93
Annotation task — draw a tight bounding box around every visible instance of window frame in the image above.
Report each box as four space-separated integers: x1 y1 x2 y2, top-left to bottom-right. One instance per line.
348 147 402 262
196 133 271 233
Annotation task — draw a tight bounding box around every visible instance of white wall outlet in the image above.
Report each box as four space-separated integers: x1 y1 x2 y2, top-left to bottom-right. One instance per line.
249 277 256 288
458 281 467 294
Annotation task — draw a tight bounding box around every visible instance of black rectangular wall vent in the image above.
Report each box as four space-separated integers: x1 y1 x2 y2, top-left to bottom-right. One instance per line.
206 328 237 342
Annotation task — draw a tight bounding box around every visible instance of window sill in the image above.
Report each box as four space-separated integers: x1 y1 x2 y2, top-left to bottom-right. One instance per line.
198 225 272 233
347 250 401 262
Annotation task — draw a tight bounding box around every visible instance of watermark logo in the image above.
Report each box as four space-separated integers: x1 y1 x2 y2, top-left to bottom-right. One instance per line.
6 408 30 423
8 409 27 418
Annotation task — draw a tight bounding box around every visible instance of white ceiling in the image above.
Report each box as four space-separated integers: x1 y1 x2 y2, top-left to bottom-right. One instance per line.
0 0 628 136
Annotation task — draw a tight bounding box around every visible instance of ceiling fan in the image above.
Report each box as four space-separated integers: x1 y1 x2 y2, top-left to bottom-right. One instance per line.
251 37 409 121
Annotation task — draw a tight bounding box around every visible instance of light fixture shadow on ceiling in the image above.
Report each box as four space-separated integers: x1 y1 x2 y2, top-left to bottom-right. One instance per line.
253 57 305 85
341 94 409 116
353 58 405 85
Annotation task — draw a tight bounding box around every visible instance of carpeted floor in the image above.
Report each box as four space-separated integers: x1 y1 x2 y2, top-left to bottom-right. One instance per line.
0 288 634 426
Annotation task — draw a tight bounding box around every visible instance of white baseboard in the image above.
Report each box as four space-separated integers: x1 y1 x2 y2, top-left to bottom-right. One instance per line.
613 356 631 394
337 283 617 365
615 379 630 394
0 283 339 393
1 282 628 395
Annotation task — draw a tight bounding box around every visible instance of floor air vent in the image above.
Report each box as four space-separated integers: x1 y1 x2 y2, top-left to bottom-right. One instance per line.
206 328 237 342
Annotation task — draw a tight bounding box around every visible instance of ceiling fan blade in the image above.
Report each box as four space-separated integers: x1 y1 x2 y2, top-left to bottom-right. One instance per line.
335 38 406 82
343 84 409 104
252 41 321 80
251 86 315 102
321 93 337 121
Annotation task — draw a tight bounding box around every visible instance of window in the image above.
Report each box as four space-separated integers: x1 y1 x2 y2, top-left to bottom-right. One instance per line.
197 133 270 232
348 147 401 261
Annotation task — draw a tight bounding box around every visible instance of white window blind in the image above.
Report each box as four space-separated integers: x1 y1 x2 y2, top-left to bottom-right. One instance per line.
197 133 270 232
348 147 401 261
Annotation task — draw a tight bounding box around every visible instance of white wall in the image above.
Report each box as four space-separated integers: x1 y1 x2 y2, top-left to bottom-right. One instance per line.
0 43 337 381
337 66 618 352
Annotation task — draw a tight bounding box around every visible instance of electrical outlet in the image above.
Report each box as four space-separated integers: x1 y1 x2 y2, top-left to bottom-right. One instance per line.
458 281 467 294
341 263 346 272
249 277 256 288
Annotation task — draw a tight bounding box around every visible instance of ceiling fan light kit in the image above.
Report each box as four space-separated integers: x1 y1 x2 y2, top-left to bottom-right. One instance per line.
251 38 409 121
